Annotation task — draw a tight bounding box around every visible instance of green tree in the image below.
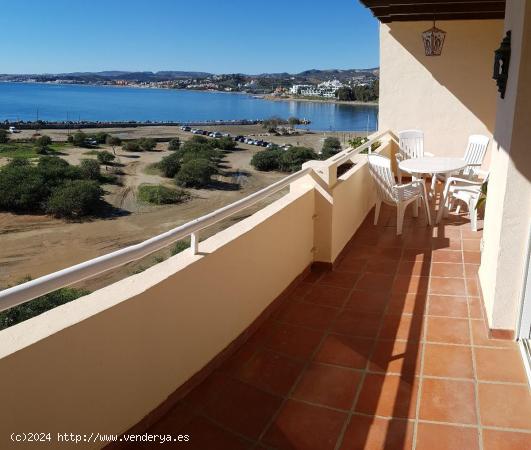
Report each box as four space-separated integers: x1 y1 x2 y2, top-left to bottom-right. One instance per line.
122 141 142 152
79 159 101 180
138 137 157 151
175 158 216 188
97 150 116 168
158 152 181 178
168 137 181 151
214 136 236 150
137 184 189 205
46 180 103 218
72 131 87 147
262 116 283 132
336 86 355 101
105 135 121 154
0 160 48 212
288 117 301 128
35 135 52 154
279 147 317 172
251 148 282 171
321 137 342 159
0 129 9 144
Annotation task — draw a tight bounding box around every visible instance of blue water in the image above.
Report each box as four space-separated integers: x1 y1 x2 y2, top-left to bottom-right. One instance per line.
0 82 378 131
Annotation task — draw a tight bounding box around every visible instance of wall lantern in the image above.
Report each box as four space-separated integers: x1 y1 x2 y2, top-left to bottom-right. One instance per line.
422 21 446 56
493 30 511 99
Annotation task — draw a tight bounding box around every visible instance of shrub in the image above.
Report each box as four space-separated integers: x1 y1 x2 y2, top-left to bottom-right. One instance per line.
0 160 48 211
170 239 190 255
189 135 209 144
321 137 342 159
137 184 189 205
0 282 90 330
138 137 157 151
158 152 181 178
37 156 81 187
97 150 115 166
72 131 87 147
105 135 121 151
279 146 318 172
175 158 216 188
79 159 101 180
46 180 103 218
88 132 108 144
215 136 236 150
168 138 181 151
0 129 9 143
35 135 52 154
251 148 282 171
122 141 142 152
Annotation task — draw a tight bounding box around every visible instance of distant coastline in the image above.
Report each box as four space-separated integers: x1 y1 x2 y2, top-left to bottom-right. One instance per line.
260 94 378 107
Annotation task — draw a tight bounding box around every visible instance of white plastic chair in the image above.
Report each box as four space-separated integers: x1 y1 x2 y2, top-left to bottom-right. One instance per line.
368 154 432 235
436 170 489 231
436 134 489 186
396 130 430 183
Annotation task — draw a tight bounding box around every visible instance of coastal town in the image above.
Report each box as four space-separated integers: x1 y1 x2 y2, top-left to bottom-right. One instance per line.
0 68 379 101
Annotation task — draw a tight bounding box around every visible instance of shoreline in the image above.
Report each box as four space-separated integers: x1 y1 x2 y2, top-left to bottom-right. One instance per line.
260 95 378 107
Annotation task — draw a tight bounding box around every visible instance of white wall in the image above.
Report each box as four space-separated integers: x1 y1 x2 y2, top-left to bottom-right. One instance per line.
379 20 503 164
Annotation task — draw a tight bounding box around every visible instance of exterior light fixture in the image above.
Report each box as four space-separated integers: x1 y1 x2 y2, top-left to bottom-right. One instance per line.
493 31 511 99
422 21 446 56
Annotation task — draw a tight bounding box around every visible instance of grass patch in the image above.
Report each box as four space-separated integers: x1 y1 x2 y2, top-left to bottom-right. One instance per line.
143 163 162 176
0 142 66 159
137 184 190 205
82 150 101 156
171 239 190 255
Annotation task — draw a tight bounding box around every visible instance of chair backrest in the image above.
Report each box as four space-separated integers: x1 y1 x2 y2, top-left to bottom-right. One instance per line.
367 154 397 203
462 134 489 178
398 129 424 160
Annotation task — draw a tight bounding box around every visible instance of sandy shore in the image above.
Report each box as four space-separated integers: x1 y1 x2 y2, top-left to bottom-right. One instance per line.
261 95 378 107
1 125 368 292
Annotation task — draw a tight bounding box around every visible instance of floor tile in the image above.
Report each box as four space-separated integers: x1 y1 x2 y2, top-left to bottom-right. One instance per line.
183 416 252 450
369 339 421 376
355 273 396 293
392 275 429 294
320 270 361 289
416 423 479 450
292 363 362 410
462 239 481 252
336 254 368 273
470 320 515 348
262 399 346 450
345 290 389 314
428 295 469 318
429 277 467 296
339 415 414 450
387 292 427 315
365 256 400 275
475 347 528 383
468 298 483 319
430 262 464 278
276 301 338 330
466 277 480 297
379 313 424 341
463 251 481 264
482 429 531 450
401 248 432 263
426 316 470 345
235 349 304 396
331 310 382 338
289 282 314 299
264 323 324 361
419 378 477 424
314 334 374 369
355 373 418 418
431 249 463 263
202 375 282 440
397 260 431 277
464 263 480 278
304 285 350 308
478 383 531 429
423 343 474 378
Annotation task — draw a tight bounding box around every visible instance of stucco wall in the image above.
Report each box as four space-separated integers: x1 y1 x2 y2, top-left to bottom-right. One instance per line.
379 20 503 164
0 188 315 448
479 1 531 331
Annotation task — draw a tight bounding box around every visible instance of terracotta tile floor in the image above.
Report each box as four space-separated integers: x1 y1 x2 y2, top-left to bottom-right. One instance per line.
145 204 531 450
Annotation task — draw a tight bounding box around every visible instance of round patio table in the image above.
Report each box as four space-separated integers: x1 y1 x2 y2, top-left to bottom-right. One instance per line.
398 157 467 177
398 157 467 215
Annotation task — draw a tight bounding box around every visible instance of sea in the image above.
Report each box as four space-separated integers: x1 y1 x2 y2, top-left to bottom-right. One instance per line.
0 82 378 132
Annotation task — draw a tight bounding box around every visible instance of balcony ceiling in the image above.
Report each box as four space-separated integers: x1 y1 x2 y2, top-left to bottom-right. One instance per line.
358 0 506 22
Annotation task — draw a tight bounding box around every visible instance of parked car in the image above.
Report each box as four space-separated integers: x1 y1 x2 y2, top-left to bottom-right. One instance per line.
8 126 20 133
182 126 191 132
201 130 209 136
212 132 223 138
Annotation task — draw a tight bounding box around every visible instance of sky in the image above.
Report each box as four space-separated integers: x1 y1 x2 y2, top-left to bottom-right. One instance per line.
0 0 379 75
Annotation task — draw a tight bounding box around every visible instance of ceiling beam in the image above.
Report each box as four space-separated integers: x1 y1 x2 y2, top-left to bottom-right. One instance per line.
373 2 506 17
363 0 504 6
379 11 505 21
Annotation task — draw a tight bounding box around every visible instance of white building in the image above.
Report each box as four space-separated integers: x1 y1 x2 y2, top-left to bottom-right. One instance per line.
290 79 344 98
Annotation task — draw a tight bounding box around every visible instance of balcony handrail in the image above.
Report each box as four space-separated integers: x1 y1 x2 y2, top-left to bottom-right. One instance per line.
0 167 312 312
329 129 392 167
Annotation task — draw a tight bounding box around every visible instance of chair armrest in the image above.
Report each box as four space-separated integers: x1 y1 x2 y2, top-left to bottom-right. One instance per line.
447 176 484 186
395 153 404 162
393 180 422 200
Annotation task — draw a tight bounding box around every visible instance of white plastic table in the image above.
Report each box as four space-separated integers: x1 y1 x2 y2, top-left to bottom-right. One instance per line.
398 157 467 177
398 157 467 212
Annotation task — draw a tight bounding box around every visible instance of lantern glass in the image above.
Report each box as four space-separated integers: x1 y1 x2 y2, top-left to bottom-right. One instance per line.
422 21 446 56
